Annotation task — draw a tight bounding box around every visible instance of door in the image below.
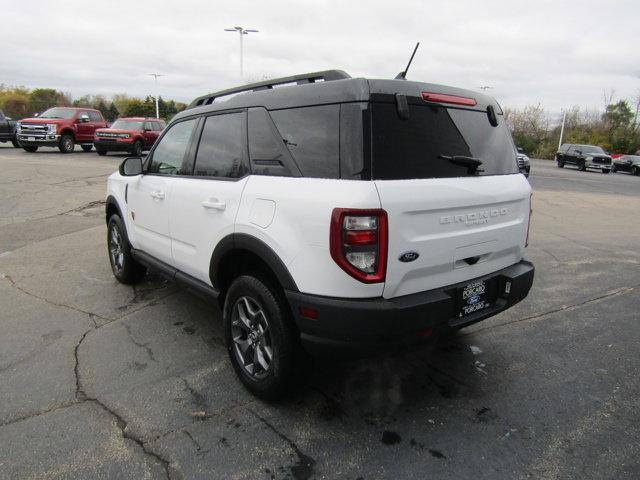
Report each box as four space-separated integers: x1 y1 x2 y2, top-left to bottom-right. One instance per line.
143 121 157 148
368 101 530 299
127 117 198 263
75 111 93 141
0 111 9 138
169 111 249 283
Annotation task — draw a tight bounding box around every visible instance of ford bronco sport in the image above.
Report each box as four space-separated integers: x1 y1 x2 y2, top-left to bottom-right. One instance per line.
94 117 166 156
555 143 612 173
105 70 534 399
17 107 108 153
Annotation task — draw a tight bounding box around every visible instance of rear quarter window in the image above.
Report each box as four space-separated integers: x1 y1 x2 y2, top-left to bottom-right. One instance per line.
270 105 340 179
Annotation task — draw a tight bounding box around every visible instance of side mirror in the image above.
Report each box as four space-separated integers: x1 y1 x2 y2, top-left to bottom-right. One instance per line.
119 157 143 176
575 150 582 155
78 114 89 123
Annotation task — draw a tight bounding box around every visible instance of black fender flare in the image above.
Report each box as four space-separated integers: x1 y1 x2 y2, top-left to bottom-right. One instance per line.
105 194 124 225
209 233 298 292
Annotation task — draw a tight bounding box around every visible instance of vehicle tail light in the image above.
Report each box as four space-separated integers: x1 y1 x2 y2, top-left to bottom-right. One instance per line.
525 193 532 247
330 208 388 283
422 92 477 106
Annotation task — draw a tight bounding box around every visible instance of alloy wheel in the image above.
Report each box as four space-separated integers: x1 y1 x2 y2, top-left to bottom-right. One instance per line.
231 296 274 379
108 226 124 273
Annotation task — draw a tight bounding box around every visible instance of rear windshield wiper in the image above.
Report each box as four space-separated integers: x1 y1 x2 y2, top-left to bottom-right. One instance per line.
438 155 484 172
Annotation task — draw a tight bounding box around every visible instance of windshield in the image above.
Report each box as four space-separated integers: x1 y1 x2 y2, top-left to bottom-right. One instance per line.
370 103 518 179
110 120 144 130
38 108 76 119
578 145 605 154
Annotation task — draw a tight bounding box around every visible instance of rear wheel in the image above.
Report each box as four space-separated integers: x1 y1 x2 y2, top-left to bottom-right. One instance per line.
602 169 610 174
632 166 640 176
611 164 618 173
131 140 143 157
23 146 38 153
223 275 300 400
59 134 75 153
578 160 586 171
107 214 146 284
96 148 107 156
81 144 93 152
11 138 20 148
556 158 564 168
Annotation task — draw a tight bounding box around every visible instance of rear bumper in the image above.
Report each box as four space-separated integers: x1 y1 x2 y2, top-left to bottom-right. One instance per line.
286 260 534 356
94 139 135 151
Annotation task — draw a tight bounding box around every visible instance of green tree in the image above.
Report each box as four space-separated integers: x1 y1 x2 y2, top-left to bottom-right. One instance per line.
28 88 68 114
106 103 119 122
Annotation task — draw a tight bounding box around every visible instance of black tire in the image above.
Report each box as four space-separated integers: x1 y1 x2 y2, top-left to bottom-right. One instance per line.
107 214 146 284
578 160 586 171
59 134 75 153
632 166 640 176
223 275 300 400
131 140 143 157
602 169 610 174
81 144 93 152
611 164 617 173
23 146 38 153
96 148 107 156
11 138 20 148
556 158 564 168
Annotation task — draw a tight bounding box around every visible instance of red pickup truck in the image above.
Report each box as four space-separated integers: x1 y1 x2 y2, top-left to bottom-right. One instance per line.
17 107 108 153
94 117 165 156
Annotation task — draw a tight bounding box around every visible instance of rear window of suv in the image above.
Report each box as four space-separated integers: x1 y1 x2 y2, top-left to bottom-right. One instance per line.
370 103 518 180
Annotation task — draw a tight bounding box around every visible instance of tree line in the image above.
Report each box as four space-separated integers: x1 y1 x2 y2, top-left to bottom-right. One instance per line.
0 85 188 122
505 97 640 159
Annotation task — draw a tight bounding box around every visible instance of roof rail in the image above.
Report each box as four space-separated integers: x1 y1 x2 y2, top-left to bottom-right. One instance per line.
188 69 351 108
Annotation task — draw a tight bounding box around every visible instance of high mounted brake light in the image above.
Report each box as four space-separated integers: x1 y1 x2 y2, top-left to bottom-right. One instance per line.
422 92 477 106
330 208 388 283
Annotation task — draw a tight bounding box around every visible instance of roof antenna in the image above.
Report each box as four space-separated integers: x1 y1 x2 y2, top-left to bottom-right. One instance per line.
395 42 420 80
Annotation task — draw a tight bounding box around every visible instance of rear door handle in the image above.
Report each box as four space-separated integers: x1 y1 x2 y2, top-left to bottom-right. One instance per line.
202 199 226 211
150 190 165 200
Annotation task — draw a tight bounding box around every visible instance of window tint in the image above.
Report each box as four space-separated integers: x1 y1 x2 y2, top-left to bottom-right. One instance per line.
89 111 102 122
154 122 164 131
270 105 339 179
340 103 366 179
248 107 298 177
193 112 247 178
148 118 197 175
143 121 153 131
370 103 518 180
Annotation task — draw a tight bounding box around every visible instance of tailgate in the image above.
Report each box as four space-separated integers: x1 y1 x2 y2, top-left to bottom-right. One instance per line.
376 174 531 299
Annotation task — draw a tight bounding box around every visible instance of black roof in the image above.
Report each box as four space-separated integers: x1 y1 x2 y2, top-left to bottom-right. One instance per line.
174 70 499 122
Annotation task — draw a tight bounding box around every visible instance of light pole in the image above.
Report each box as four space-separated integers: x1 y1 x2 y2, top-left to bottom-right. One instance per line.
148 73 163 119
558 110 567 149
224 26 258 78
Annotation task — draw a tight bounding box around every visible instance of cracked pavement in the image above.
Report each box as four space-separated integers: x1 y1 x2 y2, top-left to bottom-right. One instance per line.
0 147 639 480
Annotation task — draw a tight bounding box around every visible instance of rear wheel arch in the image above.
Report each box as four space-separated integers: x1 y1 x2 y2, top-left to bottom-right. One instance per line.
210 234 298 307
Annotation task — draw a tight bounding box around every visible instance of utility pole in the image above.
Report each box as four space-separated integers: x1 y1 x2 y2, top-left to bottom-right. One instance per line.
224 26 258 78
148 73 163 119
558 110 567 149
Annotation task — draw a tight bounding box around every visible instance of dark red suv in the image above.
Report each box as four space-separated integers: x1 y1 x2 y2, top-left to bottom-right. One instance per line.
94 117 166 156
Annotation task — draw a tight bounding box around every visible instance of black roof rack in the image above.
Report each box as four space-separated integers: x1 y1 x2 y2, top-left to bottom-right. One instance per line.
188 69 351 108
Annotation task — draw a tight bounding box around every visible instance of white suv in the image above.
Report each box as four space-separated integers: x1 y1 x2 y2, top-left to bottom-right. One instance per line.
106 70 534 399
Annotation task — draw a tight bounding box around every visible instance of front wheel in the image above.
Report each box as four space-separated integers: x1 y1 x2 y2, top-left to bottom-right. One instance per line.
223 275 301 400
96 148 107 156
611 164 618 173
131 140 143 157
107 214 146 284
23 146 38 153
578 160 587 171
602 169 610 174
556 158 564 168
11 138 20 148
81 144 93 152
59 134 75 153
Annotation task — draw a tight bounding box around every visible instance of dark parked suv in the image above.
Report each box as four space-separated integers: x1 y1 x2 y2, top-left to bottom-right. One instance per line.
555 144 611 173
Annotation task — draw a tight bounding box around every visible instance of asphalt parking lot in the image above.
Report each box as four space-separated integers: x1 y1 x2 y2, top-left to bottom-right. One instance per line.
0 146 638 480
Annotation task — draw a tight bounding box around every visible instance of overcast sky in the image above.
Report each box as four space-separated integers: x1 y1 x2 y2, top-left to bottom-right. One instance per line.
3 0 639 119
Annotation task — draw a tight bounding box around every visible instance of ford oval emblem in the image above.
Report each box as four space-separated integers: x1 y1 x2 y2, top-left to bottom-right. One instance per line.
399 251 419 263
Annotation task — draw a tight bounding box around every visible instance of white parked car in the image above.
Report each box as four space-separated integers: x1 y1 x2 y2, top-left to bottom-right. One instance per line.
106 70 534 399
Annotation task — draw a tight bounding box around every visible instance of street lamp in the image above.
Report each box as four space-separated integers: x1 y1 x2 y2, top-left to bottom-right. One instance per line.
224 26 258 78
148 73 163 119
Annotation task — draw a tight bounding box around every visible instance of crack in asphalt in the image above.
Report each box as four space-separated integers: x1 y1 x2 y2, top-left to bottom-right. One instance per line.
467 283 640 336
1 274 112 323
124 323 158 363
248 408 317 480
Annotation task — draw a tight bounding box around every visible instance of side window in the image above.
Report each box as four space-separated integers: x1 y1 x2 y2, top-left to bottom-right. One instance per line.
340 103 366 179
193 112 247 178
248 107 298 177
147 118 197 175
153 122 163 131
270 105 340 179
89 111 102 122
79 111 89 120
143 121 153 131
